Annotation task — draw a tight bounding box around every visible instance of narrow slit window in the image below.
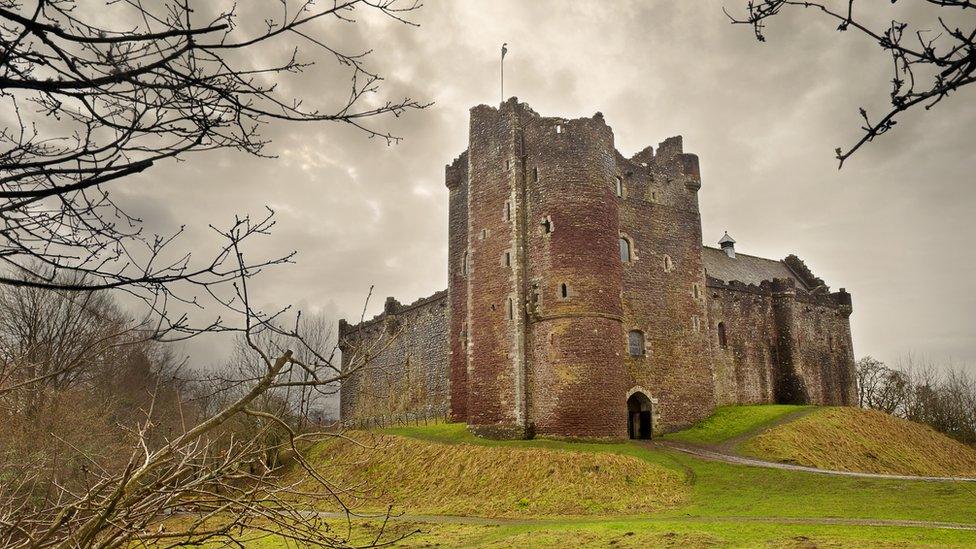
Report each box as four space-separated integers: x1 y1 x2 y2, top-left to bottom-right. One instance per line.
506 297 515 320
619 237 632 262
628 330 645 357
542 216 553 234
503 251 511 267
555 124 562 134
505 159 511 170
461 251 469 275
560 283 569 299
504 201 512 221
533 167 539 182
615 176 623 198
663 255 674 273
718 322 728 348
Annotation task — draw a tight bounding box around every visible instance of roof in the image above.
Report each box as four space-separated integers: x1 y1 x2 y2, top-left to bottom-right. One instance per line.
702 246 807 289
718 232 736 246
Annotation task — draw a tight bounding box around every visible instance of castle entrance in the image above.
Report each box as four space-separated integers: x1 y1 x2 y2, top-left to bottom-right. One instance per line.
627 392 653 439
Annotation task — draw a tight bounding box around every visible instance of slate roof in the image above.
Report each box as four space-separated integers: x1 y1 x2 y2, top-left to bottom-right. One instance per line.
702 246 808 289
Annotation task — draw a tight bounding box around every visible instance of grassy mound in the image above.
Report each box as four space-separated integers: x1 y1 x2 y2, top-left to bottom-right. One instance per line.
744 407 976 477
663 404 811 445
289 431 688 518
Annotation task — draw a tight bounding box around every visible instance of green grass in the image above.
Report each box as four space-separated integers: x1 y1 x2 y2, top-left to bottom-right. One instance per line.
662 404 811 444
381 421 976 525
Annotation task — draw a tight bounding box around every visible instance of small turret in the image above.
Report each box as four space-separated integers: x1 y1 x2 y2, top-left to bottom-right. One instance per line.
719 231 736 258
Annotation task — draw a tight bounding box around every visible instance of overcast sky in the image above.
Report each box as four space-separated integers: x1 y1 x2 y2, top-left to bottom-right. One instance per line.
115 1 976 374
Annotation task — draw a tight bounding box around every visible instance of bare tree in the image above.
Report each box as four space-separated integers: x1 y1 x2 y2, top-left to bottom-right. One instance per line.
727 1 976 167
0 0 427 336
0 0 428 545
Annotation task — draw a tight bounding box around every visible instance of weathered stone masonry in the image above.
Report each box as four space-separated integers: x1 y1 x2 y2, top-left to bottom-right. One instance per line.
338 99 857 439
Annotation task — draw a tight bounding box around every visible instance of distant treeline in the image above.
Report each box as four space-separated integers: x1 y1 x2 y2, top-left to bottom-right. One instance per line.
856 356 976 445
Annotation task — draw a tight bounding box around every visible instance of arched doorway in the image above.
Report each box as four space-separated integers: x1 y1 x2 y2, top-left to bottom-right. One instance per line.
627 392 653 439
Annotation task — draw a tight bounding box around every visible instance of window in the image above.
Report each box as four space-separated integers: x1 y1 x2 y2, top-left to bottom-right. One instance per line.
663 255 674 273
650 191 658 203
718 322 728 348
692 315 701 332
542 216 553 234
555 124 562 134
615 176 623 197
506 297 515 320
505 159 511 170
480 228 489 239
503 251 511 267
504 200 512 221
619 237 632 262
628 330 645 357
559 283 569 299
533 167 539 182
461 251 469 275
693 283 701 299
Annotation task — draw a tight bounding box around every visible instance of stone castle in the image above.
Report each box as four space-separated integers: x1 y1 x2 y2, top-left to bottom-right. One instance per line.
338 99 856 439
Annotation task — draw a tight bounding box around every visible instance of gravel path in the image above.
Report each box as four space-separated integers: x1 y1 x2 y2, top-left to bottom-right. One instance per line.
312 511 976 531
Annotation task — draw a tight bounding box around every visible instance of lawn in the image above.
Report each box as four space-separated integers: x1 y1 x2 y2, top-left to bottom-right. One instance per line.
661 404 811 445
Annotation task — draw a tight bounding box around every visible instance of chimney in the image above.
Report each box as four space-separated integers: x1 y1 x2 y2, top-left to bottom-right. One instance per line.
719 231 736 259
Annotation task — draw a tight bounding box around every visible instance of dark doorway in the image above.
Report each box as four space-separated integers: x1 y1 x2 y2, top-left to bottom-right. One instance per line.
627 392 653 439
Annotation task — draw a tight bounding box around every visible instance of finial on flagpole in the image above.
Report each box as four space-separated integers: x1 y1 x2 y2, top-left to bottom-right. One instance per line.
501 43 508 104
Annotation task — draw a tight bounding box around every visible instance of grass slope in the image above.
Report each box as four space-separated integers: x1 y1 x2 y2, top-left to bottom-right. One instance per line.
288 430 687 517
663 404 811 444
744 407 976 477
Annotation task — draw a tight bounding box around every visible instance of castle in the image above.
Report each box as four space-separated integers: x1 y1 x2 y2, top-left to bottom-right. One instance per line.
338 99 856 440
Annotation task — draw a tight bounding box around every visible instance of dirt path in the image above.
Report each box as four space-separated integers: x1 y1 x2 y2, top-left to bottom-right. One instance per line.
717 407 818 454
312 511 976 531
654 440 976 481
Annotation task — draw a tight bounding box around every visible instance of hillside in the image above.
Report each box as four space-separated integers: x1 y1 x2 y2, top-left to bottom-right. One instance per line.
743 407 976 477
287 430 688 517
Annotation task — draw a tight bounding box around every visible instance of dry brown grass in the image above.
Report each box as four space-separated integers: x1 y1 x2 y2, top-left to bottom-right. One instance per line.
289 433 688 518
744 407 976 477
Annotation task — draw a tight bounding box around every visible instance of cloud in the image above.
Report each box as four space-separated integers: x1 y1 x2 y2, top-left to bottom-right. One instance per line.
105 1 975 379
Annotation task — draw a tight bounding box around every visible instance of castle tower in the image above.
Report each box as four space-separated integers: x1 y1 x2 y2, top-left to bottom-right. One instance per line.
449 99 635 438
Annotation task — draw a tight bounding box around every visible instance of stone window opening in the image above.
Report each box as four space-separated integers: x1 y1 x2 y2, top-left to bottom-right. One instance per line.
504 200 512 221
718 322 728 348
619 236 633 263
663 254 674 273
533 167 539 182
693 283 701 299
555 124 562 134
480 228 489 239
542 216 553 234
627 330 645 357
506 297 515 320
559 282 569 299
461 251 470 275
503 251 511 267
505 159 511 170
650 191 658 203
615 176 624 198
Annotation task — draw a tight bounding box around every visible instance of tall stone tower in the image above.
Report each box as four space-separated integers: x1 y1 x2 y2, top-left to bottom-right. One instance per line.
448 98 703 439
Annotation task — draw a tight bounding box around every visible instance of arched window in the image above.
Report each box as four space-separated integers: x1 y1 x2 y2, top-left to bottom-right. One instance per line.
559 283 569 299
718 322 728 348
615 176 624 197
628 330 645 357
619 237 632 262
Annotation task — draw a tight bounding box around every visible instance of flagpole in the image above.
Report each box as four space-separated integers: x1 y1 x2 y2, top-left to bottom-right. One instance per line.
501 43 507 104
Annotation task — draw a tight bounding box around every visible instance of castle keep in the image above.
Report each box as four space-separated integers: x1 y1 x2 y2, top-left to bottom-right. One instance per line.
339 99 857 439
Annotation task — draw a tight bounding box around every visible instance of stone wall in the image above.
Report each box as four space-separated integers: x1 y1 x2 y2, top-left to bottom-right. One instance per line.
704 277 856 407
338 291 450 424
616 136 717 433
